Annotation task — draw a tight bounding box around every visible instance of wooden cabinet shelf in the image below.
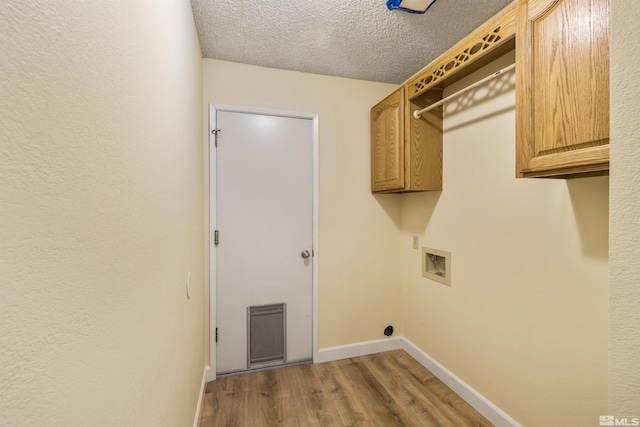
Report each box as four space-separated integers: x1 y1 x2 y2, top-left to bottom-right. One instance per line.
405 3 516 101
515 0 610 178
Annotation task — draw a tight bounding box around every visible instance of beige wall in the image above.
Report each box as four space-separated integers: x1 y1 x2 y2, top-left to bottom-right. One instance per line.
0 1 204 426
610 0 640 414
202 60 401 351
400 52 609 426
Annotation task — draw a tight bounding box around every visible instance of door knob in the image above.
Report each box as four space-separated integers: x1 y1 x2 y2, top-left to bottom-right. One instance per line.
301 250 310 259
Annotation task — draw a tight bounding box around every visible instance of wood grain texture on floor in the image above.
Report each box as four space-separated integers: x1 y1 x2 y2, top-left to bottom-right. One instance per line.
200 349 493 426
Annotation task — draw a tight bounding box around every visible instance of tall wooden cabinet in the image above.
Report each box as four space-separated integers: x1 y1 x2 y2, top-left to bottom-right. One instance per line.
515 0 610 178
371 86 443 193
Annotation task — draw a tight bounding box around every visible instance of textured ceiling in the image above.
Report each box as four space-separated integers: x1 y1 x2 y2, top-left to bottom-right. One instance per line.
191 0 513 84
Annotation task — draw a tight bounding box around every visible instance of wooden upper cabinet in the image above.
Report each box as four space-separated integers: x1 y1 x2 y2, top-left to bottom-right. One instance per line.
371 86 443 193
516 0 610 178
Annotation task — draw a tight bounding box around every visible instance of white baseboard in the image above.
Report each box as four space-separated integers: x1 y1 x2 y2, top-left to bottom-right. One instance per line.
193 365 210 427
315 337 402 363
399 338 521 427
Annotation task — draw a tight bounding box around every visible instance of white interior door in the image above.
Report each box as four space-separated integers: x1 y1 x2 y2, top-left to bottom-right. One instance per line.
215 110 313 374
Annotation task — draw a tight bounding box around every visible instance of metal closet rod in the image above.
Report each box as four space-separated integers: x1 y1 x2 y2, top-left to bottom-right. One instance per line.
413 63 516 119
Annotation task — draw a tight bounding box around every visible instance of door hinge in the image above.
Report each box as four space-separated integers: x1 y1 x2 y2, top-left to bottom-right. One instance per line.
211 129 221 147
215 327 218 343
214 230 219 246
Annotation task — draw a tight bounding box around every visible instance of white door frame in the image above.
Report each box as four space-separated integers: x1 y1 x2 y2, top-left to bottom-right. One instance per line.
208 104 319 381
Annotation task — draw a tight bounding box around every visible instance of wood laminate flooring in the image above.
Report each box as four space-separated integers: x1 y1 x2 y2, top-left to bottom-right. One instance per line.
199 349 493 426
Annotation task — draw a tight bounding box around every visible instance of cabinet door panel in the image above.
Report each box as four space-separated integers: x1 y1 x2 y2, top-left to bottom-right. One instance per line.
516 0 609 177
371 88 405 192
